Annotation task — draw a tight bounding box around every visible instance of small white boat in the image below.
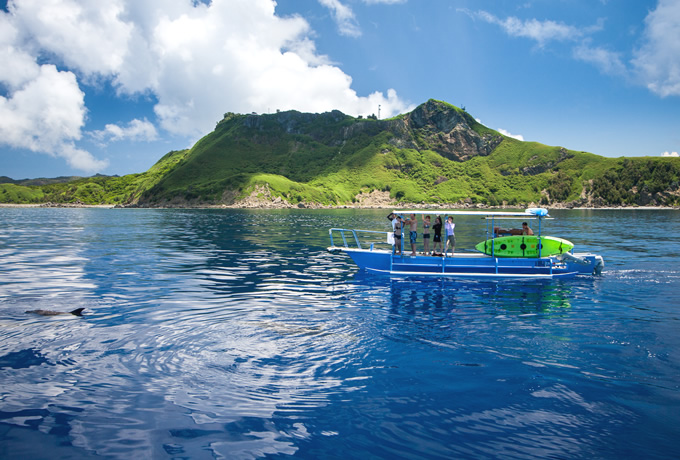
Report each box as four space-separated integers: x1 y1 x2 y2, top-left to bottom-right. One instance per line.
328 208 604 279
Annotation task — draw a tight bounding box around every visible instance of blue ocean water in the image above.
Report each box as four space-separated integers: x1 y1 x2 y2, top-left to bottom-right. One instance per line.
0 207 679 459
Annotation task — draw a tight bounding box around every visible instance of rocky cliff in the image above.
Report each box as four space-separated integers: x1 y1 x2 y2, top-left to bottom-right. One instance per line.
395 99 503 161
225 99 503 162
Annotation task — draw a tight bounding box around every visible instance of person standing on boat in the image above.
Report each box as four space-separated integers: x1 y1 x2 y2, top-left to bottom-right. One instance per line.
432 216 443 256
522 222 534 235
445 216 456 257
393 215 403 255
422 215 431 255
405 214 418 256
387 212 397 230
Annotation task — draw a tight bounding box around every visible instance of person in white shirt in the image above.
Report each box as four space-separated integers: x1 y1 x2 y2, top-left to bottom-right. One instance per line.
444 216 455 257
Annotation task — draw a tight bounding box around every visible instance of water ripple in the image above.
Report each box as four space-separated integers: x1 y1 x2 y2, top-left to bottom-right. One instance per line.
1 208 679 458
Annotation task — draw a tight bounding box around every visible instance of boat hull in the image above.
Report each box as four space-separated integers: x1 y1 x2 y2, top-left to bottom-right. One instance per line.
329 247 602 279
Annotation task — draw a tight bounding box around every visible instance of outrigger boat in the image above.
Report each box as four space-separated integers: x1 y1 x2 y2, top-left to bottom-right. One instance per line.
328 208 604 279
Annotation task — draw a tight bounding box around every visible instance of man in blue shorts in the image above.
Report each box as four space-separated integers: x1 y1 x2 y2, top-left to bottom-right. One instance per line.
405 214 418 256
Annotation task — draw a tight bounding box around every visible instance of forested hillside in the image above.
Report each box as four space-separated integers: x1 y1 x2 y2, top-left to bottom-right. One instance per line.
2 100 679 207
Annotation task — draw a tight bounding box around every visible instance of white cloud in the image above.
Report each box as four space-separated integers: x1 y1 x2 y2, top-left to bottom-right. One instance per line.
91 119 158 144
317 0 405 37
632 0 680 97
140 0 408 135
0 15 39 89
464 10 585 47
573 43 626 76
1 0 407 140
476 117 525 141
662 151 679 157
497 129 525 141
464 3 680 99
0 0 410 172
318 0 361 37
0 58 108 172
9 0 132 77
60 143 109 172
0 2 118 172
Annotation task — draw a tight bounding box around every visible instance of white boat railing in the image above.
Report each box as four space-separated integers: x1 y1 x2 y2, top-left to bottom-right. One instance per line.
329 228 391 251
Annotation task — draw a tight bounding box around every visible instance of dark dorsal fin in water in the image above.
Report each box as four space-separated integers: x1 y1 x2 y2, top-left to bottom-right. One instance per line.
26 308 85 316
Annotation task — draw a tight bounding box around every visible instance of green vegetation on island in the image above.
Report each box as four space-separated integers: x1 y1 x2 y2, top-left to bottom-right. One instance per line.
2 100 679 207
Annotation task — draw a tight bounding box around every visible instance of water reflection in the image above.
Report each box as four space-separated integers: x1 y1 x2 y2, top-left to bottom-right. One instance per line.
352 273 575 316
0 348 53 369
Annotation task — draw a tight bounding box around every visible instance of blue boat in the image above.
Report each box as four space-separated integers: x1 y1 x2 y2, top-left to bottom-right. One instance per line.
328 208 604 279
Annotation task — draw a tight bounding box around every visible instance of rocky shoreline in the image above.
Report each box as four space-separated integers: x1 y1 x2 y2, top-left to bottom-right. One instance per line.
0 202 115 209
1 186 678 210
118 185 680 210
1 202 677 211
0 202 115 208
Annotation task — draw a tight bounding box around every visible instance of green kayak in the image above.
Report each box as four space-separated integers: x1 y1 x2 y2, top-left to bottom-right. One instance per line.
475 235 574 258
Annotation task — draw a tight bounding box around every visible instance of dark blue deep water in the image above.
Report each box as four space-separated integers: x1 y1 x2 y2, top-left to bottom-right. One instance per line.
1 208 679 459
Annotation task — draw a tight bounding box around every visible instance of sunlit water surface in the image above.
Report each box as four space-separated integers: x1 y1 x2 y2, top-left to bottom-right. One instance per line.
0 208 679 459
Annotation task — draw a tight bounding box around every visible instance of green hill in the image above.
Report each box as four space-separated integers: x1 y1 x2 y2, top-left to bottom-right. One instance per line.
0 150 190 205
2 99 679 207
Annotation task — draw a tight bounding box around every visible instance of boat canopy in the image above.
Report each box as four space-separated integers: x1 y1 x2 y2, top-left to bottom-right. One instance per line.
392 208 550 218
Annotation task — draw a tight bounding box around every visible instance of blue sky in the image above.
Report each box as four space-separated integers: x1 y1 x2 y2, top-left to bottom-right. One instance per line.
1 0 679 179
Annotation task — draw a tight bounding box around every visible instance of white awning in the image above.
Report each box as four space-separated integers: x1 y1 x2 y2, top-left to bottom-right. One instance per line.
392 208 550 218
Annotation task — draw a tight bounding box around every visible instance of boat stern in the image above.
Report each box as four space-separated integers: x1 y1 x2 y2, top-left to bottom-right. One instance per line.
558 252 605 275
